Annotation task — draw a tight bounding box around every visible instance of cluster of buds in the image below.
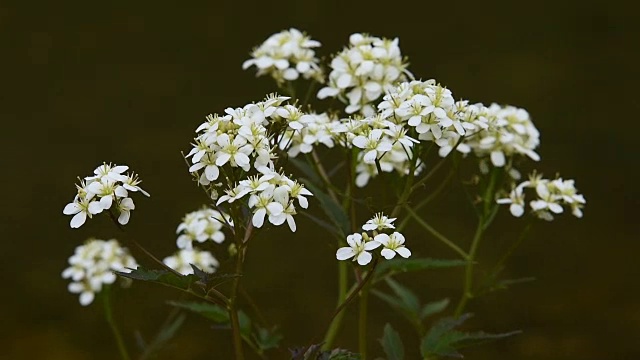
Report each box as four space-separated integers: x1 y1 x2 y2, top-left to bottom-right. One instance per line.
62 239 137 306
337 213 411 265
62 163 149 228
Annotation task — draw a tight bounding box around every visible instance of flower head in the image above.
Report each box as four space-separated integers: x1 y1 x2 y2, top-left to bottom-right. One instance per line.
62 239 137 306
163 249 219 275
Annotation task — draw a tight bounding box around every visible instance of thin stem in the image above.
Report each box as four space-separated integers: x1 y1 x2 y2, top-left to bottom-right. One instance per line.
103 285 130 360
404 206 469 260
229 248 245 360
325 259 379 329
310 149 340 204
358 281 371 360
322 258 348 350
492 220 534 278
397 168 454 231
454 219 484 317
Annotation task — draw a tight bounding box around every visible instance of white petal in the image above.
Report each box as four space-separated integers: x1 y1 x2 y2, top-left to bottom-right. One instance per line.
252 208 266 228
374 234 390 246
63 203 80 215
356 251 372 266
381 248 396 260
336 247 355 260
363 150 377 164
216 153 232 166
510 204 525 217
286 215 297 232
364 241 381 251
99 195 113 210
70 212 87 228
88 201 104 214
205 165 219 181
266 202 284 215
490 151 506 167
395 247 412 258
118 210 131 225
79 291 94 306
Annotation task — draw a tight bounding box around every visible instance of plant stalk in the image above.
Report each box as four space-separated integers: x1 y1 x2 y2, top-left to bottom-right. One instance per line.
103 285 130 360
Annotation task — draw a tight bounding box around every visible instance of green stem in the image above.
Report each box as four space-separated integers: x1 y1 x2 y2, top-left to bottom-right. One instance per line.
103 285 130 360
322 259 348 350
404 206 469 260
492 221 534 278
454 219 484 317
397 168 454 231
229 248 245 360
358 282 371 360
322 260 379 346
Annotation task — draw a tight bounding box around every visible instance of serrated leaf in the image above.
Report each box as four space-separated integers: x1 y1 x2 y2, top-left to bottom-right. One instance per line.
255 326 283 351
302 179 350 236
380 324 404 360
420 299 450 320
117 267 200 290
374 258 466 280
167 300 229 323
420 314 520 358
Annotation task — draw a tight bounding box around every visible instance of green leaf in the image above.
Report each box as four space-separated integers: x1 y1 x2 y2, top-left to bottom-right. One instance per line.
372 279 422 332
167 300 229 323
385 278 421 315
374 258 466 280
420 299 450 320
380 323 404 360
420 314 520 358
302 179 350 236
255 326 283 351
289 157 322 185
238 310 252 339
117 267 200 290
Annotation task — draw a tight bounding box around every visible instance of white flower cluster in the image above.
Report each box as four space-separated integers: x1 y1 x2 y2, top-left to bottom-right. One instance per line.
497 173 586 220
318 33 412 116
336 213 411 265
217 166 313 232
163 249 219 275
62 239 137 306
465 104 540 167
63 163 150 228
278 112 348 157
176 207 232 250
242 28 323 83
188 94 314 232
187 94 304 186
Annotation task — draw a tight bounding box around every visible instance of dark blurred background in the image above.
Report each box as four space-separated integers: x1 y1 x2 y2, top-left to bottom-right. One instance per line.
1 1 637 359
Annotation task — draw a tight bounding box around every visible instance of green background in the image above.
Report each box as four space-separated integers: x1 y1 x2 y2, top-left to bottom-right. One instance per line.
1 1 637 359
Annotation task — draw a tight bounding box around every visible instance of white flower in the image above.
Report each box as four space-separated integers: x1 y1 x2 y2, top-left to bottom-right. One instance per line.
243 28 323 83
352 129 393 164
318 33 412 116
496 186 526 217
64 164 148 228
176 208 230 250
215 134 252 170
117 198 135 225
63 194 104 229
62 239 137 306
374 232 411 259
163 249 219 275
362 213 396 231
336 233 381 265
